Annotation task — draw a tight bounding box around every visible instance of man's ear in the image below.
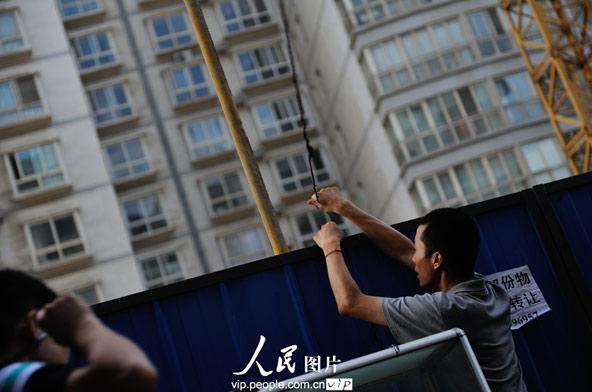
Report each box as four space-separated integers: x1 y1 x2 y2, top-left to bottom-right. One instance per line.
432 252 443 270
24 310 43 339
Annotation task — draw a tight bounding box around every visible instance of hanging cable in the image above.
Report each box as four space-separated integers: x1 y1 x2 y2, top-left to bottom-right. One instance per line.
279 0 321 204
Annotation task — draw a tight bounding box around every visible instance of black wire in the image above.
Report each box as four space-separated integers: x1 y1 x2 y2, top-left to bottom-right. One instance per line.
279 0 321 206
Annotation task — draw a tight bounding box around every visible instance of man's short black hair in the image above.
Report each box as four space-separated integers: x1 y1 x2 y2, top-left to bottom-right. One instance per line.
418 208 480 282
0 269 57 355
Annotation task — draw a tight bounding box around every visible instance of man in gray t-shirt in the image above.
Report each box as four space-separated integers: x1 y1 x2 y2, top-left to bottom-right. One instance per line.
308 187 527 392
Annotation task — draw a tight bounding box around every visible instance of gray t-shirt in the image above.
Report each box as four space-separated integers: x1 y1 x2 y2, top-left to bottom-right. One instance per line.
382 275 527 392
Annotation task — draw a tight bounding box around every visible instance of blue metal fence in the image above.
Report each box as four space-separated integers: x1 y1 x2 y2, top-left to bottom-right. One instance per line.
93 173 592 392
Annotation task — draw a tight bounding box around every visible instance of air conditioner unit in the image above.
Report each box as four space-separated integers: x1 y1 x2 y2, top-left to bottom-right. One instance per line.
172 49 193 63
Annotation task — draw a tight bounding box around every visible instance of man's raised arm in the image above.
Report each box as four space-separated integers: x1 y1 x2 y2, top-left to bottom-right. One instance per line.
308 187 415 269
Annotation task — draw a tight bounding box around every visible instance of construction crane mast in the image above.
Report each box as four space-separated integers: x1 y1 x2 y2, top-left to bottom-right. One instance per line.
499 0 592 174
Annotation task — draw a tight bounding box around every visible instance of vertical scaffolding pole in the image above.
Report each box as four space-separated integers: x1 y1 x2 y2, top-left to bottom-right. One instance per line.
183 0 288 255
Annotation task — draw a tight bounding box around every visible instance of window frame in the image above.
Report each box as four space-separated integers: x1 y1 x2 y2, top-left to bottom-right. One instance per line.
342 0 438 28
0 9 28 56
87 82 135 127
24 211 88 268
493 71 545 125
58 0 103 21
166 62 214 106
520 137 571 184
147 10 195 54
217 0 274 35
386 81 505 163
202 171 251 217
71 29 119 74
467 7 514 58
272 149 332 195
292 209 351 248
253 94 312 140
182 115 233 161
138 251 185 289
219 226 269 266
103 137 152 182
0 74 46 126
413 149 529 211
363 18 475 94
4 141 68 197
236 42 291 86
121 194 169 240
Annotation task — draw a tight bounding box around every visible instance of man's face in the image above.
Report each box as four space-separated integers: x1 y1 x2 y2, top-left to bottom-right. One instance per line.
412 224 439 290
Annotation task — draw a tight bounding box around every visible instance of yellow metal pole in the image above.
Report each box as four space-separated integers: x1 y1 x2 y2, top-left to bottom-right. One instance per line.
183 0 288 255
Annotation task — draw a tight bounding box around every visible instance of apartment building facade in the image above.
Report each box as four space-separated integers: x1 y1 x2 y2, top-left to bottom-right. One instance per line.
0 0 351 303
289 0 572 225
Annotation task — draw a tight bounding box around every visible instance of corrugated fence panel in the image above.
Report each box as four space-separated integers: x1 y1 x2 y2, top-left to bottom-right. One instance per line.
546 181 592 292
93 174 592 392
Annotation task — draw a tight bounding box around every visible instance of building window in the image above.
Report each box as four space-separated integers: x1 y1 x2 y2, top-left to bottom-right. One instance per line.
254 95 309 139
494 72 545 124
26 214 86 266
386 82 504 163
275 150 330 193
0 12 25 54
72 31 117 72
183 117 232 160
139 252 184 289
58 0 101 19
467 8 513 57
237 43 290 85
0 76 43 125
6 143 65 195
205 172 249 215
222 228 267 265
104 138 150 181
74 286 100 305
521 138 571 184
149 12 194 52
365 19 474 94
414 149 527 212
342 0 436 28
88 84 133 125
122 195 168 238
219 0 272 34
294 210 350 247
168 63 213 105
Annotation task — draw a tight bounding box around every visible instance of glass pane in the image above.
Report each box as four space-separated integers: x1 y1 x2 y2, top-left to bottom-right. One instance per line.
163 253 181 275
396 111 415 137
55 216 79 242
18 77 40 104
458 88 477 115
0 13 19 39
17 148 42 176
0 82 16 109
225 173 243 193
470 160 490 189
510 73 533 100
30 222 55 249
170 13 188 33
487 154 509 182
142 258 162 281
522 142 545 171
42 144 59 170
242 229 263 254
277 160 292 179
124 201 143 222
437 173 457 200
225 234 242 258
296 215 313 236
107 144 126 166
468 13 489 39
473 84 493 110
539 139 562 166
126 139 145 161
411 105 429 131
427 98 446 126
152 17 170 37
495 78 515 104
142 196 162 217
502 150 522 178
423 178 442 204
448 19 465 43
442 92 461 120
454 165 475 194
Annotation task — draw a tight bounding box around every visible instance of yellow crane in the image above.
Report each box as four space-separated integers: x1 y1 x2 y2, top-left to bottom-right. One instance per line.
500 0 592 174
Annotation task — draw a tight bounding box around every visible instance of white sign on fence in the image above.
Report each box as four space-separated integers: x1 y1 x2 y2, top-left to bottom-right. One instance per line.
486 265 551 330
